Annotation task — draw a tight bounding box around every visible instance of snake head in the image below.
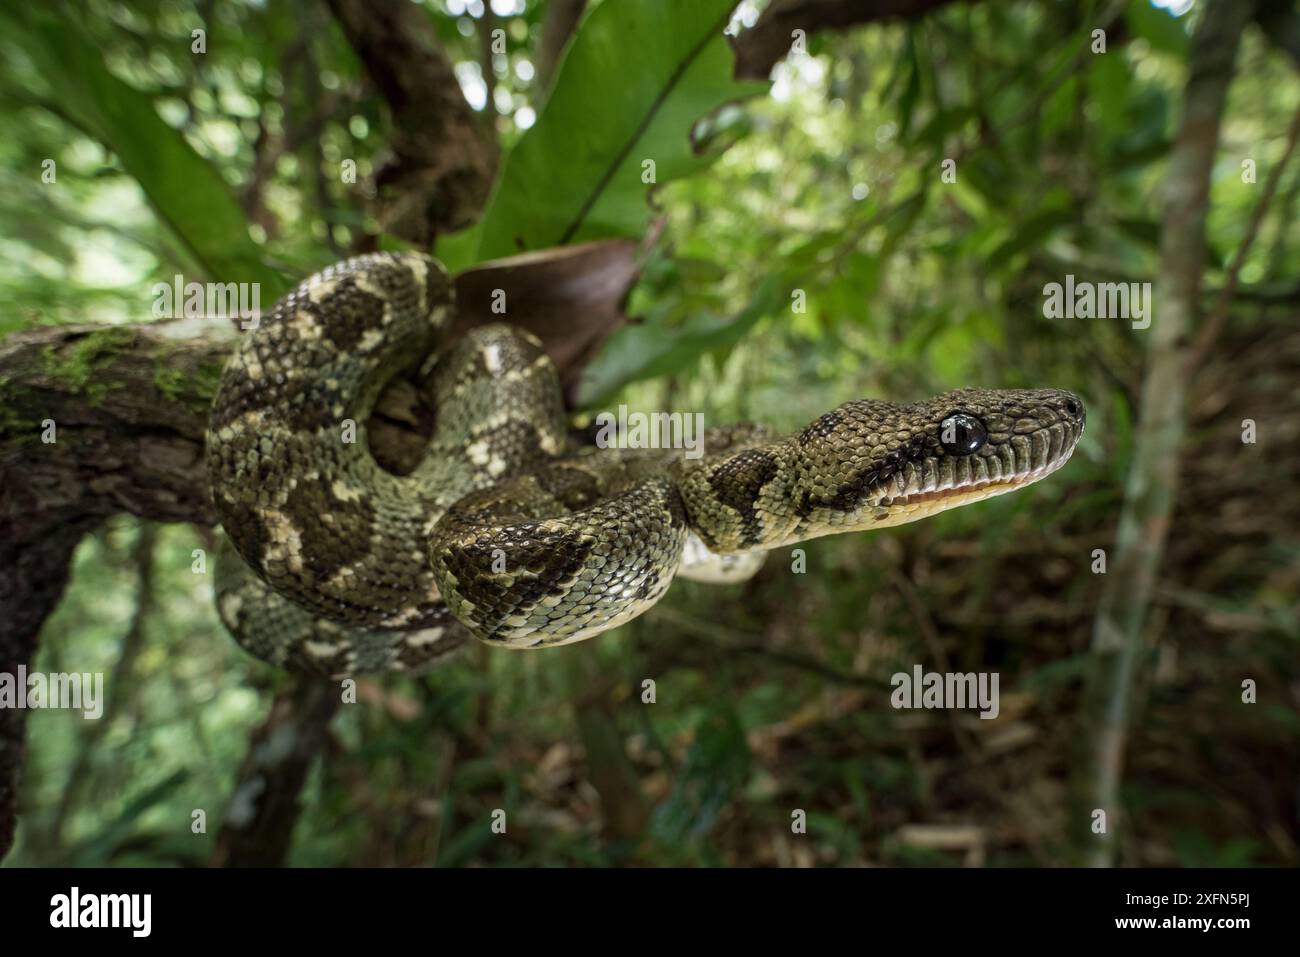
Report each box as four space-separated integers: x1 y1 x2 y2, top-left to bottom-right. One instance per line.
674 387 1085 553
788 387 1086 534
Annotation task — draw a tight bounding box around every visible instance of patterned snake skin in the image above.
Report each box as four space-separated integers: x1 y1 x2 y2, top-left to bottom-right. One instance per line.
206 252 1086 677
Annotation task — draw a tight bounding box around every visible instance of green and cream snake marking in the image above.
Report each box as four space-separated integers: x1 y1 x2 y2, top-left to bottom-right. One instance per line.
206 252 1086 677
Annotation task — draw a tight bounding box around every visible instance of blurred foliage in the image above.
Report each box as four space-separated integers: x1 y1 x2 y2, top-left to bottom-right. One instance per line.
2 0 1297 866
440 0 769 268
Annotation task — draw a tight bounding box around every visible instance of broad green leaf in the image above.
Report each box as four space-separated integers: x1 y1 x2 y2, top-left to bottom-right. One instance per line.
912 105 979 150
456 0 766 266
1043 74 1080 140
1 8 286 294
1115 217 1161 247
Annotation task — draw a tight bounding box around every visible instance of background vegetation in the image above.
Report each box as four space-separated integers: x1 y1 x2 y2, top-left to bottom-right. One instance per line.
0 0 1296 867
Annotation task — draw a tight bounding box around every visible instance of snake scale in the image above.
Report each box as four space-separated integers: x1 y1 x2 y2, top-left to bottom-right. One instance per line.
206 252 1085 677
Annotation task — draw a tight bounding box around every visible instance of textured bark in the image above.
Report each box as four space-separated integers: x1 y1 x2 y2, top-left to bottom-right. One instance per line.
1075 0 1252 867
0 319 231 859
724 0 1297 82
731 0 964 80
326 0 499 244
0 519 94 858
0 320 234 526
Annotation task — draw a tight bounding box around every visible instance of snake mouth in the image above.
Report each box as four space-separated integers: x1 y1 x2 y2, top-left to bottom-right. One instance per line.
877 452 1074 510
778 417 1084 546
850 425 1083 530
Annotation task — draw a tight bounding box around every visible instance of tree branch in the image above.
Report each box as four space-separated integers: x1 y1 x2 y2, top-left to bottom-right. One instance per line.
1184 102 1300 376
1255 0 1300 67
210 678 340 866
731 0 965 80
325 0 499 244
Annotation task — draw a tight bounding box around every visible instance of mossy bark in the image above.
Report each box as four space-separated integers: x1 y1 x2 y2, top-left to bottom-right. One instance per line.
0 318 236 859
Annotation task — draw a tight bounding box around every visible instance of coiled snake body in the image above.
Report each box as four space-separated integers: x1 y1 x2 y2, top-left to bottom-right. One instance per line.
207 253 1085 677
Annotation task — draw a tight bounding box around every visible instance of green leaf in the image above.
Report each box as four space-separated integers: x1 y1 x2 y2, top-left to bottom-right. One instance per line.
987 204 1075 271
458 0 766 265
576 275 783 408
1114 216 1161 247
1043 74 1080 140
1125 0 1190 58
71 769 191 866
650 703 751 845
1 8 287 294
895 29 923 140
1087 48 1132 140
879 191 927 259
434 813 498 867
1172 831 1258 868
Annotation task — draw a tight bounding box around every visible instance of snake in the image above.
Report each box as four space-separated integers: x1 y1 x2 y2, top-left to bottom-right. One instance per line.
206 252 1086 678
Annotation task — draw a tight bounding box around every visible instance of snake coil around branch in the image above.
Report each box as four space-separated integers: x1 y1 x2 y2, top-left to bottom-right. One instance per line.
206 252 1085 677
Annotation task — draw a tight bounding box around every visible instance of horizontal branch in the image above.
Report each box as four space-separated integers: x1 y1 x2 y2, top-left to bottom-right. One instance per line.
0 319 234 528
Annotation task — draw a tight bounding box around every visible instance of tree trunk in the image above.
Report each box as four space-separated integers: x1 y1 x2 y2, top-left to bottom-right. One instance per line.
731 0 964 80
325 0 499 244
210 679 341 867
1074 0 1253 867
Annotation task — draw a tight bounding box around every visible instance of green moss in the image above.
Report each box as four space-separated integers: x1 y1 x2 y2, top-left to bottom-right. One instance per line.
153 365 188 403
151 354 227 419
0 372 48 442
41 326 137 405
196 359 226 399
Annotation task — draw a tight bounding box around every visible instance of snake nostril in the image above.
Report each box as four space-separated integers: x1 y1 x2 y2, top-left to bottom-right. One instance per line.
1064 397 1082 418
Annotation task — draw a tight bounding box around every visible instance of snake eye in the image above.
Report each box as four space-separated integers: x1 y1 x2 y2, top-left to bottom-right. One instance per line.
939 412 987 455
